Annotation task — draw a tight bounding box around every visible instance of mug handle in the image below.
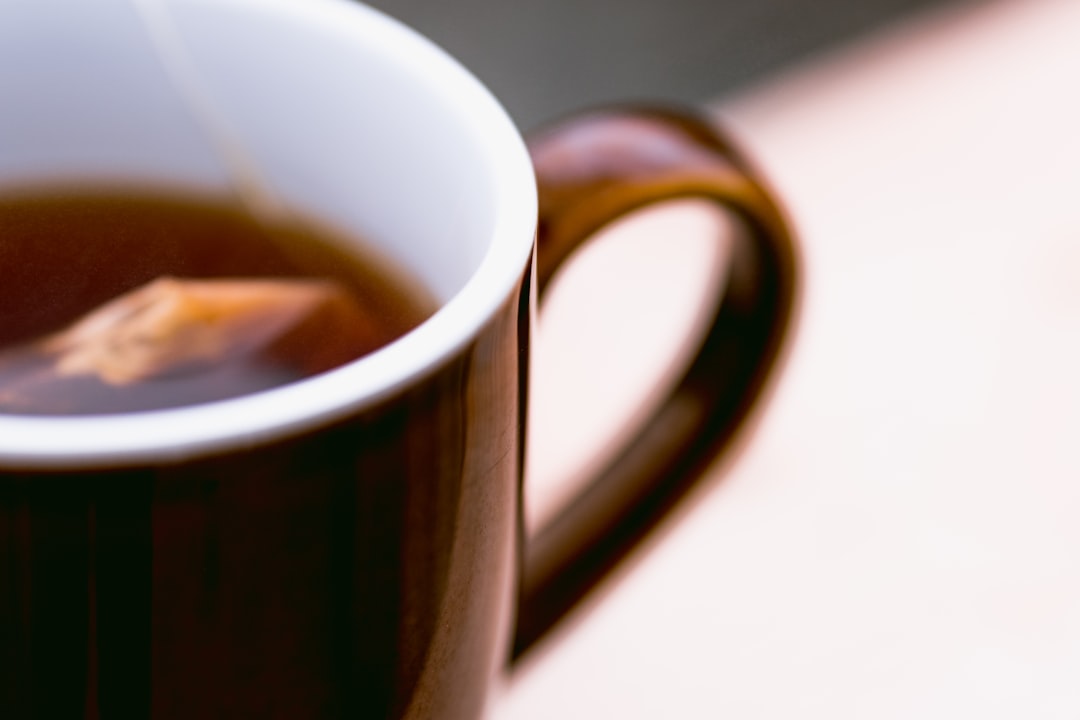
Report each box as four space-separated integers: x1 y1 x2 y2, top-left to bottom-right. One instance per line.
513 105 799 658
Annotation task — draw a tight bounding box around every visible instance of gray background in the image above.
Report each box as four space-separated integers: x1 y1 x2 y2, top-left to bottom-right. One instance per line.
363 0 946 129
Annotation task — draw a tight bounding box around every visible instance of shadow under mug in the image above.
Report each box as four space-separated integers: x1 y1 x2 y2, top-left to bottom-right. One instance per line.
0 0 798 717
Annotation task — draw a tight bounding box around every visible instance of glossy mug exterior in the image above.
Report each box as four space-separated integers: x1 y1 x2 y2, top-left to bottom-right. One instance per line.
0 0 797 718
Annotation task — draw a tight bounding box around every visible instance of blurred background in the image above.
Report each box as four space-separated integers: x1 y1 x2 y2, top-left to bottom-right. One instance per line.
363 0 946 129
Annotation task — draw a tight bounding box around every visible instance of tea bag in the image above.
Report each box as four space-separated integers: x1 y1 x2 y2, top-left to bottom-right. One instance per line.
0 277 381 414
0 4 386 415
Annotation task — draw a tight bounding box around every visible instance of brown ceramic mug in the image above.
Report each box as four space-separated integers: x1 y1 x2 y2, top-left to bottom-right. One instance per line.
0 0 797 717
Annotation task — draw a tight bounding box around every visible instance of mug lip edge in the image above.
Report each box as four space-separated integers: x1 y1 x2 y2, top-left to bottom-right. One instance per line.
0 0 538 470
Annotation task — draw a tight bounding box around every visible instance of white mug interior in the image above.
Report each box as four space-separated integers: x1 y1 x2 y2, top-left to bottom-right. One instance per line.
0 0 537 466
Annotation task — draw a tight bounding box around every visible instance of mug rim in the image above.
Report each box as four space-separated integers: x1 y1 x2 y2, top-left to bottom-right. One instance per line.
0 0 537 469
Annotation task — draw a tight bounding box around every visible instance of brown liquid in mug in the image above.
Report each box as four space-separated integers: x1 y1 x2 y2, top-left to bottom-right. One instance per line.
0 192 436 415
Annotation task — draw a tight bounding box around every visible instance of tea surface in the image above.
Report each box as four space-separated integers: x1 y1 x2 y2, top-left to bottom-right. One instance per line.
0 191 435 414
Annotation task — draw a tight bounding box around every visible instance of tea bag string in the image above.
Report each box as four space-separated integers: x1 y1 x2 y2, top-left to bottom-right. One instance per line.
128 0 285 224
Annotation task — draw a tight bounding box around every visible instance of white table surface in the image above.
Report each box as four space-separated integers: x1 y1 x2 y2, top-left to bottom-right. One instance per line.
498 0 1080 717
